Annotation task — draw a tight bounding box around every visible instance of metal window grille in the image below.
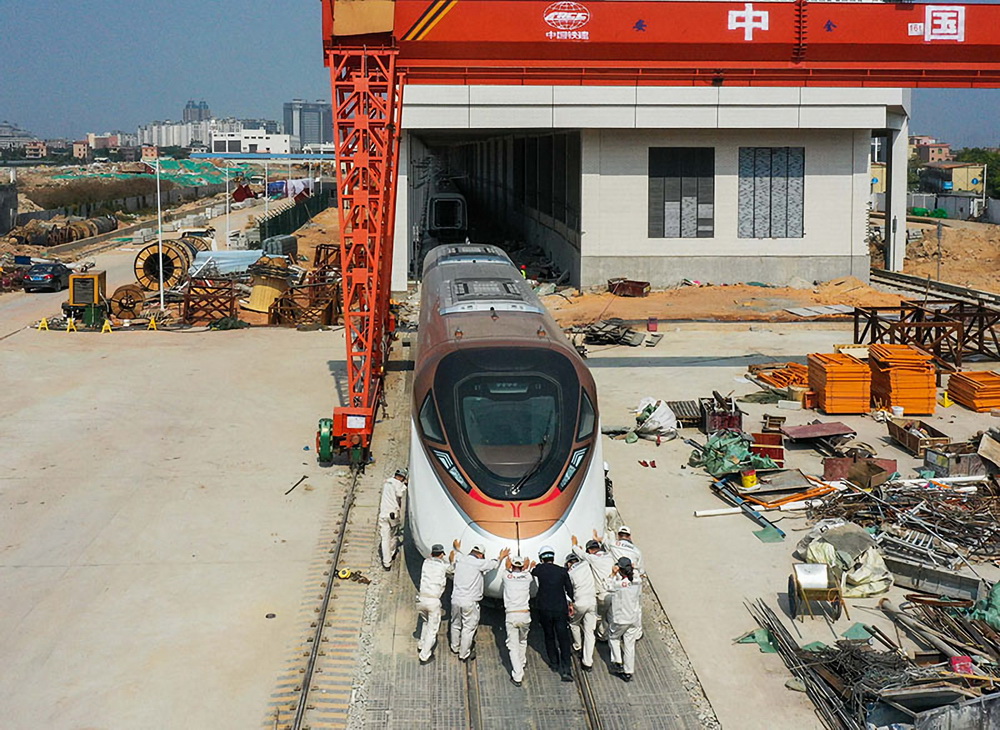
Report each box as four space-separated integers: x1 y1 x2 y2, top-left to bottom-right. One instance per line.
738 147 804 238
648 148 715 238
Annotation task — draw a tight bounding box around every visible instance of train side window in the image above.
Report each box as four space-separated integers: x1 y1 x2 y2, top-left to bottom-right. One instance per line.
419 393 446 443
576 389 595 440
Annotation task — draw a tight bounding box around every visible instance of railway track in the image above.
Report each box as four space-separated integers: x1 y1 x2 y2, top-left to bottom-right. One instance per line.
870 268 1000 307
462 642 605 730
266 360 411 730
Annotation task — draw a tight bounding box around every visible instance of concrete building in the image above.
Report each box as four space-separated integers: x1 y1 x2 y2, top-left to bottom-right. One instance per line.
72 141 91 161
183 100 212 123
915 141 953 163
24 141 47 160
141 145 159 161
870 161 887 195
240 118 281 134
138 118 243 149
283 100 333 149
0 121 35 150
87 133 120 150
211 130 297 155
392 86 911 290
921 161 986 194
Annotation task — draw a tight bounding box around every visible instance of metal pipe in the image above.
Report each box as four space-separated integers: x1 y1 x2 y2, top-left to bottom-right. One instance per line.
880 598 970 660
155 156 164 310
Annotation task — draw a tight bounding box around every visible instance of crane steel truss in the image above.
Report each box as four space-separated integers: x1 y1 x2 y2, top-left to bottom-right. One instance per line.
326 48 403 452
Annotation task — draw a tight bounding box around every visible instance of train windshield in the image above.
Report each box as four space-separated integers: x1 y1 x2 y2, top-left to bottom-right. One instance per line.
435 348 580 501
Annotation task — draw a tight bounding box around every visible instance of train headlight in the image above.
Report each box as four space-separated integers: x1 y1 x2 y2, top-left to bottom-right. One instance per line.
433 449 470 492
559 447 589 489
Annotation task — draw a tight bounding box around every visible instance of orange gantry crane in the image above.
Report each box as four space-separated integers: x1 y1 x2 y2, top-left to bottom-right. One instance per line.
317 0 1000 465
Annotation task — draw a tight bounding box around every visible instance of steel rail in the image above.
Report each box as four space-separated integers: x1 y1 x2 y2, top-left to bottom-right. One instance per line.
465 656 483 730
291 470 363 730
870 269 1000 308
572 654 605 730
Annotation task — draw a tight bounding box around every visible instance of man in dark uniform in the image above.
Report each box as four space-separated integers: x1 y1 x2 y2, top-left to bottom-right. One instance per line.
531 545 575 682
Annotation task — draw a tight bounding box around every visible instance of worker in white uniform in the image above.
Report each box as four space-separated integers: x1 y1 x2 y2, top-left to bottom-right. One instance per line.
378 469 408 569
450 539 507 661
574 533 616 641
606 556 643 682
565 552 598 671
415 543 454 663
501 553 535 686
606 525 644 639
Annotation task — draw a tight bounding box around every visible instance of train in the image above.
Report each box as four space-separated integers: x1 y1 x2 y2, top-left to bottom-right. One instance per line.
408 243 605 597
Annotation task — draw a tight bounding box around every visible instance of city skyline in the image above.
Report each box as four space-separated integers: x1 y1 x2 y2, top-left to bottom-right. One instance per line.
1 0 999 147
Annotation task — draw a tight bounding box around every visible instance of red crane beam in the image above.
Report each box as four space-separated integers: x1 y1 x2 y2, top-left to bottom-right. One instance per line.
389 0 1000 88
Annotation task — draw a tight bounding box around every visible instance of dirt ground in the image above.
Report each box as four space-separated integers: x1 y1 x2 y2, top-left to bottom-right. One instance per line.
543 275 903 326
902 219 1000 293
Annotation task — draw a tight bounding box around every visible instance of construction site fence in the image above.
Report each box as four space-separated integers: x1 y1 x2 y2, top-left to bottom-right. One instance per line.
256 186 334 243
14 183 228 227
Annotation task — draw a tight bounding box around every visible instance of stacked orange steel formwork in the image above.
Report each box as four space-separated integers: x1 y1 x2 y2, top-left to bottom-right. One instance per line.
808 353 872 414
869 344 937 415
752 362 809 389
947 371 1000 412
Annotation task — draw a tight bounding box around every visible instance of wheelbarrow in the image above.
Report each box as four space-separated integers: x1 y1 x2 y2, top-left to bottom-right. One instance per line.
788 563 849 622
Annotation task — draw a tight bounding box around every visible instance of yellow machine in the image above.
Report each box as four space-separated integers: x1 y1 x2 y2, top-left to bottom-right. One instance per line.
68 269 106 307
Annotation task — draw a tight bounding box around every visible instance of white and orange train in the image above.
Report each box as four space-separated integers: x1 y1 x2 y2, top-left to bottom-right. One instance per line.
408 244 605 597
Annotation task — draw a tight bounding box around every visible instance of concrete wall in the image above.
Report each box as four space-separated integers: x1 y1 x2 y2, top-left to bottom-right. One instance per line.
578 127 871 287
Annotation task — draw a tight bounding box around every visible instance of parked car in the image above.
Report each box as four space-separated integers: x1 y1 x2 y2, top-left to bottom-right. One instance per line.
22 263 71 292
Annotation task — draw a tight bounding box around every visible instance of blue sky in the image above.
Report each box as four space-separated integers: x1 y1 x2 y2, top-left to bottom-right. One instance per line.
1 0 997 147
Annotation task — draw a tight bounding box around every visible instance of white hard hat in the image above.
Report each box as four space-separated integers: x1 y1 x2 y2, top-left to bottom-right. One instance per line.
511 555 525 568
618 525 632 535
539 545 556 559
470 544 485 555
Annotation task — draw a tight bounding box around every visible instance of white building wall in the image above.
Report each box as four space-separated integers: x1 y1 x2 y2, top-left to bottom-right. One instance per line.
578 127 871 286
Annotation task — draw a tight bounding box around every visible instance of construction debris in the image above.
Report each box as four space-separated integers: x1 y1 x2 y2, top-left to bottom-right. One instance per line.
571 318 649 347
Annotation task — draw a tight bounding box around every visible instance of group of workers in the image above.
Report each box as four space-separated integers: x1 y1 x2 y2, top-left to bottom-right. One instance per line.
416 527 646 685
377 467 647 683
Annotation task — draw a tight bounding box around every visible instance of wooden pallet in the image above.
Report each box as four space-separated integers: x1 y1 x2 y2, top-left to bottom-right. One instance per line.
268 281 339 326
182 279 237 324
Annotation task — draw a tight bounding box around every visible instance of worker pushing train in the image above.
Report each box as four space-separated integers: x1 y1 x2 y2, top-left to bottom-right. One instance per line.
532 545 575 682
606 524 645 640
501 553 535 686
415 543 454 663
450 540 508 661
574 533 617 641
565 551 598 671
378 468 408 570
606 556 643 682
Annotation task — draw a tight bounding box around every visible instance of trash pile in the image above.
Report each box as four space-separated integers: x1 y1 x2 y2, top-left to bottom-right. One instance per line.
748 599 1000 730
569 318 662 348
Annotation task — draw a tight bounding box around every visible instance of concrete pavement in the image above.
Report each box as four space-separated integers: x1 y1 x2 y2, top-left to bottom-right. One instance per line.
589 322 999 730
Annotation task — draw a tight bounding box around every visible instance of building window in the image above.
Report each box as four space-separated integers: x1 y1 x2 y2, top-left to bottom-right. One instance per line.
648 148 714 238
738 147 804 238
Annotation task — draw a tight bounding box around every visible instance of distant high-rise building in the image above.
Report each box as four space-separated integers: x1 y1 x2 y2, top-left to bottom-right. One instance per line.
240 118 281 135
283 99 332 150
183 100 212 122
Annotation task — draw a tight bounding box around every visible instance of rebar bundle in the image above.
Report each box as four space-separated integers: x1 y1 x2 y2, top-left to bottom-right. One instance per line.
807 484 1000 562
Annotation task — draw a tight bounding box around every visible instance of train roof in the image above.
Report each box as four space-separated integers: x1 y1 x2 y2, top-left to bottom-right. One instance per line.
422 243 511 273
422 244 543 317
